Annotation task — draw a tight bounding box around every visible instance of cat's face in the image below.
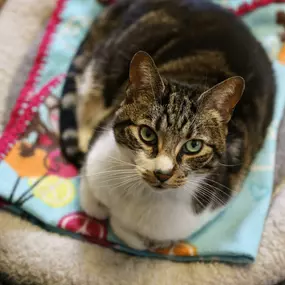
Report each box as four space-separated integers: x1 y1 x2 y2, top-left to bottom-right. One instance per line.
113 51 244 190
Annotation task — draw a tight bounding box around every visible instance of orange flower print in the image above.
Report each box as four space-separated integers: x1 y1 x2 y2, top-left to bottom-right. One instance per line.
278 44 285 65
172 242 197 256
5 142 47 177
153 242 197 257
5 141 48 204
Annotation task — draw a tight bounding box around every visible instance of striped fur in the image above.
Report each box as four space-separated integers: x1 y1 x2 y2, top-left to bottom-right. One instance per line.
60 0 275 246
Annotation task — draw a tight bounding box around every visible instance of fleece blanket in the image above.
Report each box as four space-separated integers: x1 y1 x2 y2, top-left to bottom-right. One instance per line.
1 0 285 285
0 0 285 264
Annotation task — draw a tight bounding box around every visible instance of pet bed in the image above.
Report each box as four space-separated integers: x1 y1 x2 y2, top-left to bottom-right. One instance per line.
1 0 285 284
0 0 285 263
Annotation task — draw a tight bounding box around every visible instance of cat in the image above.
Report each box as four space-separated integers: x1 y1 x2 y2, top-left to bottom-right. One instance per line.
60 0 275 250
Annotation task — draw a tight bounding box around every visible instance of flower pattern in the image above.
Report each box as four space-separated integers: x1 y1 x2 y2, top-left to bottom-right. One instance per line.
28 176 75 208
0 0 284 261
58 212 111 246
5 142 47 177
47 149 77 178
279 44 285 64
2 91 78 206
58 212 107 238
4 142 48 204
153 242 198 257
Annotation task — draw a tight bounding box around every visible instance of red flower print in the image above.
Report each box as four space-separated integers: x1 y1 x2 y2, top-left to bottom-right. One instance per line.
58 212 108 240
38 134 54 148
47 149 78 178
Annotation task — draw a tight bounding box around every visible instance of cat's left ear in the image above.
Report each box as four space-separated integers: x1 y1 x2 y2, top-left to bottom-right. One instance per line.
199 76 245 123
127 51 165 102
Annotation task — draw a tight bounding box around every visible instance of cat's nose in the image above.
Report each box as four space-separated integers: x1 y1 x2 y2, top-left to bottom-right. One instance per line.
154 169 174 183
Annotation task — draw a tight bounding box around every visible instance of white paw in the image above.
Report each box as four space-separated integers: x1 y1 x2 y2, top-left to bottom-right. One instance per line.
80 179 109 220
110 218 147 251
83 200 109 220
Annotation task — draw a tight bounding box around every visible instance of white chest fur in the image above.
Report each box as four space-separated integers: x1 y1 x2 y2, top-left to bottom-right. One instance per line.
80 130 220 249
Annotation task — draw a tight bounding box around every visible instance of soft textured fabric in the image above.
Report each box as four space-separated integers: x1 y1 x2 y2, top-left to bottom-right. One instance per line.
0 0 285 263
1 0 285 284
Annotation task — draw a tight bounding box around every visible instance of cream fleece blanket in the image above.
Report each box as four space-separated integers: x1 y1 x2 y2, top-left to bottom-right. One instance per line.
1 1 285 284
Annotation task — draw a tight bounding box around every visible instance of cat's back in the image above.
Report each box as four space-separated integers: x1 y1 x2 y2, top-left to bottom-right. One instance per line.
101 0 273 102
102 0 262 64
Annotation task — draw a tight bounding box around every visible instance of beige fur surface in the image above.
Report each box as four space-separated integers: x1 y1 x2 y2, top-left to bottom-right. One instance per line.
0 0 56 129
0 0 285 284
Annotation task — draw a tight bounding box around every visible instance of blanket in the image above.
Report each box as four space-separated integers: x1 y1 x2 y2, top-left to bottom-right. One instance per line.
1 0 285 284
0 0 285 264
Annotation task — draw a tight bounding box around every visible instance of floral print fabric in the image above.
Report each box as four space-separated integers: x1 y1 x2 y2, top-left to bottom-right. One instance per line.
0 0 285 263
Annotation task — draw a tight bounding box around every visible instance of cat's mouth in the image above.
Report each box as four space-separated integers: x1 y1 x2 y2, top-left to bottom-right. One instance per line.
141 176 183 191
138 169 185 190
145 181 171 191
152 183 168 190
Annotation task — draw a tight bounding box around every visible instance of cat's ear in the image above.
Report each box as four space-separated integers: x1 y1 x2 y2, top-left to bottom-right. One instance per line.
200 76 245 123
127 51 164 101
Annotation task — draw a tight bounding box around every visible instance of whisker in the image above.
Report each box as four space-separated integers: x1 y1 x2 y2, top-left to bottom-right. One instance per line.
76 169 138 179
87 176 136 188
121 179 143 199
186 178 236 199
201 182 233 199
83 158 137 169
218 162 241 167
186 179 230 206
109 176 141 191
107 176 139 189
202 177 238 193
95 175 140 187
106 155 137 166
183 180 228 207
196 186 227 207
180 168 238 194
182 184 207 209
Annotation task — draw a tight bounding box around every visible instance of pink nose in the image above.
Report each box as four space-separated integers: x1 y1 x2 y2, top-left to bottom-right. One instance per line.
154 170 174 182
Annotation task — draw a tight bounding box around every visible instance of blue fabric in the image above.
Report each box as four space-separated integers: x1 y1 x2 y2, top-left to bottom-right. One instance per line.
0 0 284 263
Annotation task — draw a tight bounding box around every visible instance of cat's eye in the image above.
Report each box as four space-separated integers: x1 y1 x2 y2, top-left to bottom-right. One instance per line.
139 126 157 145
183 140 203 154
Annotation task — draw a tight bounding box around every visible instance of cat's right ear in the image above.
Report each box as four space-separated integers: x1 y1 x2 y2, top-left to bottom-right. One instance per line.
126 51 164 103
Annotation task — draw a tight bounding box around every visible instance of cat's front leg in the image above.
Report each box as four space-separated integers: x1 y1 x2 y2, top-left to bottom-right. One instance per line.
110 217 147 251
80 177 109 220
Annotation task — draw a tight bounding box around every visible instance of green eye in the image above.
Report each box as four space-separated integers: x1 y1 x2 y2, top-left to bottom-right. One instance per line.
183 140 203 154
139 126 157 145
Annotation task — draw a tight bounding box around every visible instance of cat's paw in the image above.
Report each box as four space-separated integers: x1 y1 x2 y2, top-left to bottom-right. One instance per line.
84 200 109 220
80 179 109 220
110 218 147 251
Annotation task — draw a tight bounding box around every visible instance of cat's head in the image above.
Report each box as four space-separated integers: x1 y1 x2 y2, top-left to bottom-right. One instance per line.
113 51 244 190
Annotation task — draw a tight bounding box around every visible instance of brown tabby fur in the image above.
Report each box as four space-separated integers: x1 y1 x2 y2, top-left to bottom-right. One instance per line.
60 0 275 213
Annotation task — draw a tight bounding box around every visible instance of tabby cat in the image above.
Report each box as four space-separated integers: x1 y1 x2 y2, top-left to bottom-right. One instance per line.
60 0 275 250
